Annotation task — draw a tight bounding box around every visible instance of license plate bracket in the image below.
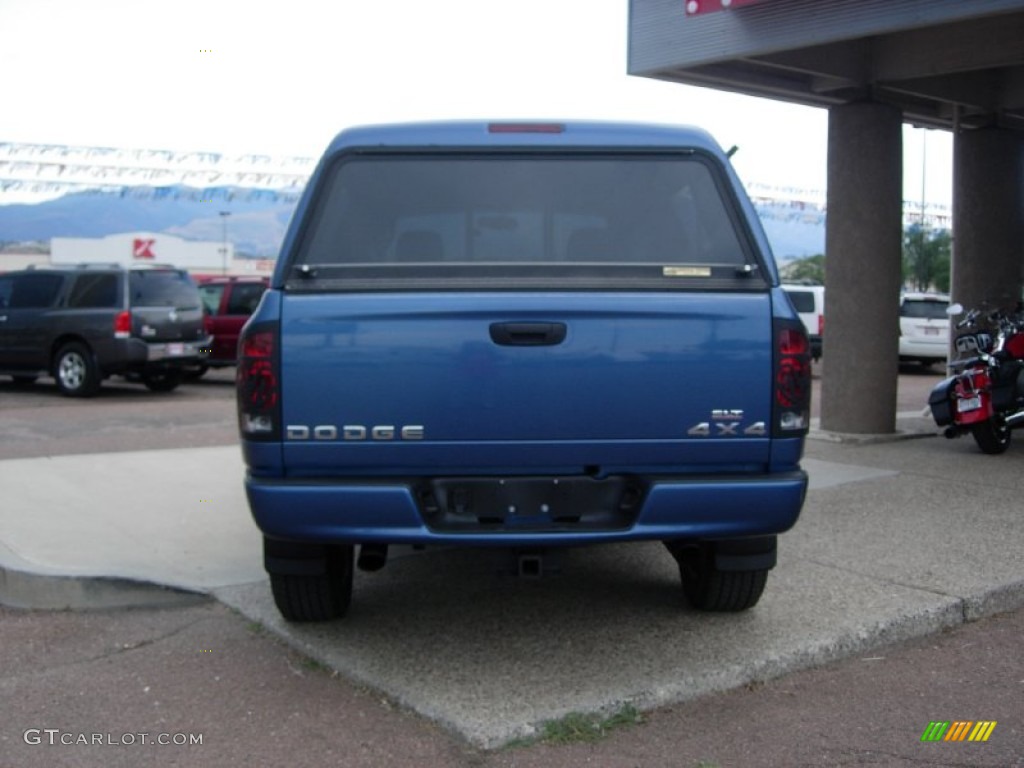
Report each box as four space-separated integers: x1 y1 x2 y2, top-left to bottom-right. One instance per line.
421 475 645 532
957 395 982 413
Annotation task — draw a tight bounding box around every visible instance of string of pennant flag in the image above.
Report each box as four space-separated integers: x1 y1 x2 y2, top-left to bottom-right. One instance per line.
0 140 951 227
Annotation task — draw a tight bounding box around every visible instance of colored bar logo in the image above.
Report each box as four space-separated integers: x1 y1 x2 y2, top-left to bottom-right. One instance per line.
921 721 997 742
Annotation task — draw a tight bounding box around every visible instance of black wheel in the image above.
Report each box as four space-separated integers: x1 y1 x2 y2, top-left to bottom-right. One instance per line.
270 545 354 622
141 369 183 392
53 342 101 397
971 418 1011 454
11 375 38 386
673 544 768 612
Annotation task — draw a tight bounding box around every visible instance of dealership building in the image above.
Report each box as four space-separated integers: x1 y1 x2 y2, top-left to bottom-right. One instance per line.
629 0 1024 433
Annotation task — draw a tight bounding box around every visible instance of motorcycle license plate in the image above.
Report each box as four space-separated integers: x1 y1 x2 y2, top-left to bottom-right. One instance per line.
957 396 982 413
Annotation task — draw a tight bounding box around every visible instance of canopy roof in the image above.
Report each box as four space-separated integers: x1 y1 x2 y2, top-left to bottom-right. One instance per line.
629 0 1024 132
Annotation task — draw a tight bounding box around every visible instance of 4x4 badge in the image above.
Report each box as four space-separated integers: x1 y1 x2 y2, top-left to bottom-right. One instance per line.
688 409 765 437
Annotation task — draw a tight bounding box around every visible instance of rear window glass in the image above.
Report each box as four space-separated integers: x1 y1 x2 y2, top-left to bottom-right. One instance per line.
226 283 267 315
198 283 225 314
785 290 815 313
68 274 120 308
290 153 760 290
130 271 200 309
901 299 948 319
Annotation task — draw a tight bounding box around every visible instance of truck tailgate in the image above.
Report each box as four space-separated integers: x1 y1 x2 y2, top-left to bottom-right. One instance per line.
279 291 773 476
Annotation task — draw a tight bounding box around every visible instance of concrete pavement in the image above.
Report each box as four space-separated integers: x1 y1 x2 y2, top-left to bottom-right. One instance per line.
1 416 1022 748
0 446 263 608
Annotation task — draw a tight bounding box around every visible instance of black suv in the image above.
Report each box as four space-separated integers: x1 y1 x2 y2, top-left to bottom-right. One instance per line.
0 263 211 396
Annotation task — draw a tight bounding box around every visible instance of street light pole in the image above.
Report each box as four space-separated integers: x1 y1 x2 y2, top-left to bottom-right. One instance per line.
918 131 927 291
219 210 231 275
920 129 927 226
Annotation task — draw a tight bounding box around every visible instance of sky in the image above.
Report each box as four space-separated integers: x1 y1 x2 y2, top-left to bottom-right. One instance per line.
0 0 952 207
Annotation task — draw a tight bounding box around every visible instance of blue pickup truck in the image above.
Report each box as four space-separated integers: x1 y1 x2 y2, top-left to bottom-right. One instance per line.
237 121 811 622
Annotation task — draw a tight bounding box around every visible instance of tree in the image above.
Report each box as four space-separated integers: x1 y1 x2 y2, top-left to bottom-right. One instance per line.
782 253 825 284
903 224 951 293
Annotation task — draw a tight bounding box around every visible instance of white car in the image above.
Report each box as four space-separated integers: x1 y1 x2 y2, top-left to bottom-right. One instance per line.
899 292 950 366
783 284 824 360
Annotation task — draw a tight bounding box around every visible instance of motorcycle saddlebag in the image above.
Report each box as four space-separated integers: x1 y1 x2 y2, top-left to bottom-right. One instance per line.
928 377 957 426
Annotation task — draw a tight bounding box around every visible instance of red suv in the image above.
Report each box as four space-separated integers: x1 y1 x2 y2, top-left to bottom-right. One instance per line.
194 276 269 377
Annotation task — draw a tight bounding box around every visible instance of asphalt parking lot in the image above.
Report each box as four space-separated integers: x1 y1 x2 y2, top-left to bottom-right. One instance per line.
1 365 1022 766
0 368 238 461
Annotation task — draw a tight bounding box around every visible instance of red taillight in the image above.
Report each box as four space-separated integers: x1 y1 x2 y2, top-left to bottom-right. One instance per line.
817 314 824 337
237 329 279 439
488 123 565 134
241 331 274 359
778 327 808 357
114 311 131 339
774 321 811 434
776 358 810 408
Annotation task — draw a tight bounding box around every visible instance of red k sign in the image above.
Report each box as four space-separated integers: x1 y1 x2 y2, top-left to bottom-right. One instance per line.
133 238 156 259
685 0 770 15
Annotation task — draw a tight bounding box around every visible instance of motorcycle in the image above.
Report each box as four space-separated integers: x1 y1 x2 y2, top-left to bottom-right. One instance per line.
928 302 1024 454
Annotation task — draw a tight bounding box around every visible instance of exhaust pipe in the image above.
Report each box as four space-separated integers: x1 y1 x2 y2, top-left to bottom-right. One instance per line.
944 427 961 440
357 543 389 572
1004 411 1024 428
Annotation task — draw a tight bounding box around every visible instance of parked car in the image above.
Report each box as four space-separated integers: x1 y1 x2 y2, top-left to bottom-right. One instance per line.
899 292 950 366
192 276 269 377
0 263 210 396
782 283 824 360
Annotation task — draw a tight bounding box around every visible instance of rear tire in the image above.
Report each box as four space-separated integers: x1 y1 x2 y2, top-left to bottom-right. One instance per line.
971 418 1011 454
270 545 354 622
141 369 183 392
674 544 768 612
53 342 101 397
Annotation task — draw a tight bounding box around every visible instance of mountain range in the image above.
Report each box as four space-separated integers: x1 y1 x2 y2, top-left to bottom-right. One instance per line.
0 187 825 260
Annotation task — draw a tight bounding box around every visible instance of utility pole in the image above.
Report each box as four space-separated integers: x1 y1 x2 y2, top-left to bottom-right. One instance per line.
219 210 231 275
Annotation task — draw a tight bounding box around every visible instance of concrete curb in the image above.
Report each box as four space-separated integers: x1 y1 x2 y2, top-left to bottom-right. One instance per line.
808 429 936 444
809 412 941 444
0 565 211 611
963 579 1024 620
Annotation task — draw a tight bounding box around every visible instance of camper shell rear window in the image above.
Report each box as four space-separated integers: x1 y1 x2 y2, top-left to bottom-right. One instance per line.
286 151 767 292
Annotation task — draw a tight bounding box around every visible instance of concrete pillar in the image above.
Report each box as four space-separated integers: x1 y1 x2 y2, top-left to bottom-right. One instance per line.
951 128 1024 315
821 102 904 434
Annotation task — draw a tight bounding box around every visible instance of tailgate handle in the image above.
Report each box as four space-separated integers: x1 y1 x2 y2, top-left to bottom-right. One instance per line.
489 322 567 347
